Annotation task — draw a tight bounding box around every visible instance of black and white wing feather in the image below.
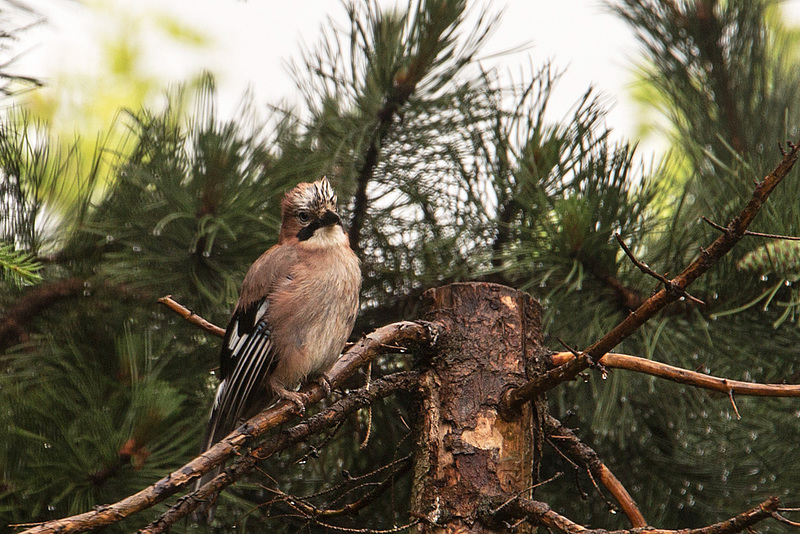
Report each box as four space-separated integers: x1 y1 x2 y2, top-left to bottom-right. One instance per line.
202 298 278 451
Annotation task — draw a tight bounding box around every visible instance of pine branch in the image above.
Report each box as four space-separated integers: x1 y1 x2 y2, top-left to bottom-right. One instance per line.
0 277 83 350
0 279 155 351
692 0 745 153
491 496 780 534
16 321 437 534
550 351 800 397
0 243 42 287
140 372 419 533
502 140 800 408
157 295 225 337
348 2 464 256
544 414 646 528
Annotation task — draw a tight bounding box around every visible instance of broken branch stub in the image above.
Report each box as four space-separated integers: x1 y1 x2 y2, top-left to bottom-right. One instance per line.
412 282 547 533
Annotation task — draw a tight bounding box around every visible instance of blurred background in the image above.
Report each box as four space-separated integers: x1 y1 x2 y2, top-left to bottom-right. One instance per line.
2 0 800 532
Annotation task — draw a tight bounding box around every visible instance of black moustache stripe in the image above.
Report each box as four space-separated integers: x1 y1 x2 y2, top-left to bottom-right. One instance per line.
297 221 322 241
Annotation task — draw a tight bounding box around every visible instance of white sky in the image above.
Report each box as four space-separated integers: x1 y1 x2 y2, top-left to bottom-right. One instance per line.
10 0 800 157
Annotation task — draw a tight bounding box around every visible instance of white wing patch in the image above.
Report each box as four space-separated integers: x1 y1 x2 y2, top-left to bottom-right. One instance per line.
254 300 269 323
210 301 278 438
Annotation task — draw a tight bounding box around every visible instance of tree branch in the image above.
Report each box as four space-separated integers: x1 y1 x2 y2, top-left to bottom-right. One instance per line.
17 321 437 534
703 216 800 240
502 140 800 409
348 3 461 256
268 455 412 520
141 372 420 533
157 295 225 337
0 277 83 350
494 496 780 534
694 0 745 154
543 415 646 528
615 234 705 305
550 351 800 397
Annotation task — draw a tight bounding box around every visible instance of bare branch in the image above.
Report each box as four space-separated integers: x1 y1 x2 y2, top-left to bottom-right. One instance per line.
703 216 800 240
503 141 800 408
543 415 646 528
495 496 780 534
261 455 412 520
157 295 226 337
615 233 705 305
141 372 420 533
18 322 437 534
549 352 800 397
771 511 800 528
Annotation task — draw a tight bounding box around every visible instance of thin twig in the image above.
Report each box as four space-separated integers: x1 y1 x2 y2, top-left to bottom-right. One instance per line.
703 216 800 240
727 390 741 420
585 467 620 515
310 518 420 533
360 361 373 450
543 415 646 528
263 455 412 519
503 140 800 408
157 295 225 337
301 451 413 501
615 233 705 305
558 337 607 374
489 473 564 515
497 496 780 534
771 511 800 527
549 352 800 398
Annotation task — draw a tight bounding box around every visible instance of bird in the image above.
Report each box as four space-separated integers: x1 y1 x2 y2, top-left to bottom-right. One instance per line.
195 177 361 520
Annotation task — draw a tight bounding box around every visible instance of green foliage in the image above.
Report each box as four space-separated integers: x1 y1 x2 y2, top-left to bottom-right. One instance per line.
0 327 198 523
738 240 800 282
0 243 41 287
1 0 800 532
70 77 285 315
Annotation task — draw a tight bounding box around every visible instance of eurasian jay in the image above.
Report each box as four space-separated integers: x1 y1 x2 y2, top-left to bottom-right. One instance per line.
196 177 360 518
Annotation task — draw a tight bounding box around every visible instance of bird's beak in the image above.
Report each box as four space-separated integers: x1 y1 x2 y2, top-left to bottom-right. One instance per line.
320 210 341 227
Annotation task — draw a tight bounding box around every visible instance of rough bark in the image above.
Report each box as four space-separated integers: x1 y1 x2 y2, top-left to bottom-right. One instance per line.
411 282 547 533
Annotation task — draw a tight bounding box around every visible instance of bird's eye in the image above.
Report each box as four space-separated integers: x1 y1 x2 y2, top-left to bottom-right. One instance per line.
297 211 310 224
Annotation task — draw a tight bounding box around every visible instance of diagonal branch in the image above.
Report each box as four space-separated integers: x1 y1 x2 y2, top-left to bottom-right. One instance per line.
615 234 705 305
502 140 800 409
157 295 225 337
544 415 646 528
550 351 800 398
494 496 780 534
348 2 464 256
0 277 84 350
18 322 437 534
141 372 420 533
1 279 154 351
702 216 800 240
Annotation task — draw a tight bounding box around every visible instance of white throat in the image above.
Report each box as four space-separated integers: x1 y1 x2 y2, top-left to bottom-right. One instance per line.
304 224 349 248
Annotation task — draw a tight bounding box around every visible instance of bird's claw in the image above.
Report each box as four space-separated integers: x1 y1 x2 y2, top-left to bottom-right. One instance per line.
318 375 333 397
277 389 306 415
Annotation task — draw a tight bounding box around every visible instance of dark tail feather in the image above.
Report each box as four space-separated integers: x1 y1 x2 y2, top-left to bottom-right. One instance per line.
193 382 272 523
192 400 230 523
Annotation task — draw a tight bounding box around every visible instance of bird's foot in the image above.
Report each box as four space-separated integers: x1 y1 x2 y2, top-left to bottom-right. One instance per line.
275 388 306 415
317 374 333 397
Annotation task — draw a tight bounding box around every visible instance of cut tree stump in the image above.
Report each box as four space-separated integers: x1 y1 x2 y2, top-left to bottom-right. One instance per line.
412 282 547 533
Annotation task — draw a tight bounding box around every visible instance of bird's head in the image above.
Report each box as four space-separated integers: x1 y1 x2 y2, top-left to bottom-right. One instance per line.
279 177 348 247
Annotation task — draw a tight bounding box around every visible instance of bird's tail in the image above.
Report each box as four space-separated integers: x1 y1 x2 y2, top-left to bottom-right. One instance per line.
192 394 231 523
